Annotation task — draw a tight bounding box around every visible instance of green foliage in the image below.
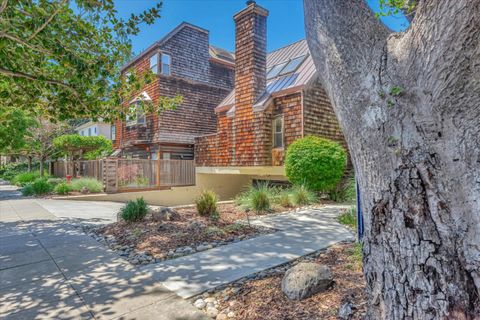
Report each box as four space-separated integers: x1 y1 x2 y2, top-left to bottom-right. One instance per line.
329 176 356 203
236 183 273 213
22 178 54 196
285 136 347 192
224 222 247 233
338 207 358 229
12 171 40 186
290 185 317 206
120 198 148 222
54 182 71 195
0 108 36 153
195 190 218 218
0 162 31 181
276 191 293 208
0 0 184 121
47 178 64 186
53 135 112 159
376 0 415 17
70 178 103 193
205 226 226 238
389 86 404 96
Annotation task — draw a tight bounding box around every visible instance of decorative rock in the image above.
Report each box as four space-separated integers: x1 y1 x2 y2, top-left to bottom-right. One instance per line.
193 298 206 309
281 263 333 300
150 207 180 222
206 302 215 309
196 244 213 252
216 314 228 320
227 311 235 318
206 307 219 318
338 301 354 319
80 186 89 194
204 297 216 303
188 220 206 230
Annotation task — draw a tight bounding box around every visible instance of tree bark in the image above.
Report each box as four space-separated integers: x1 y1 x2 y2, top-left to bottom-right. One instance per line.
304 0 480 319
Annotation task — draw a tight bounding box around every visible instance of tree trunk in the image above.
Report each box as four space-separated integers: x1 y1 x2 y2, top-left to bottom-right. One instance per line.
39 157 44 177
304 0 480 319
27 156 32 172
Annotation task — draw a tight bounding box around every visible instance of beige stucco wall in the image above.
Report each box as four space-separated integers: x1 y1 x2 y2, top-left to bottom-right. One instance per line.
66 173 253 206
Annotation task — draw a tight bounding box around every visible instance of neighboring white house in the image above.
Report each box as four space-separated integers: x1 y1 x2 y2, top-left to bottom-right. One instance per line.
75 121 113 140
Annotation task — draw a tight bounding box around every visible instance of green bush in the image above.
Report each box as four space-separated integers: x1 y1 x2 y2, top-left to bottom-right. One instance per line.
275 191 293 208
236 183 273 213
285 136 347 192
195 190 218 218
21 184 35 196
329 176 356 203
291 185 317 206
120 197 148 222
0 162 31 181
21 178 53 196
47 178 64 186
12 171 40 186
70 178 103 193
54 182 72 195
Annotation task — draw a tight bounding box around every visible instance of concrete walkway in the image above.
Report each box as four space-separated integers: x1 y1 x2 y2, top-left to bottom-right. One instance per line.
0 198 207 320
142 205 354 298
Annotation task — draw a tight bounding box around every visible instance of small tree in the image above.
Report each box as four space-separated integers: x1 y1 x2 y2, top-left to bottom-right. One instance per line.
285 136 347 192
53 134 112 175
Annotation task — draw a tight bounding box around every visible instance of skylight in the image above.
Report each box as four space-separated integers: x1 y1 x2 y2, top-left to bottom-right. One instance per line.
279 55 306 75
267 62 288 79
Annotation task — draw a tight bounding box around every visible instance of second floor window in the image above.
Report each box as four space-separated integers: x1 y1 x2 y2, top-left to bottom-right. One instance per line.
161 53 171 75
126 102 146 126
273 115 284 148
150 53 159 74
111 125 116 140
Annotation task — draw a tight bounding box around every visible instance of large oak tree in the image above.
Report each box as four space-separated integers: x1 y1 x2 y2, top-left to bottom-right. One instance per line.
304 0 479 318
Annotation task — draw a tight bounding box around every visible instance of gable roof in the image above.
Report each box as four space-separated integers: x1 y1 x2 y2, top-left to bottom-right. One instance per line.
121 22 234 72
216 39 316 114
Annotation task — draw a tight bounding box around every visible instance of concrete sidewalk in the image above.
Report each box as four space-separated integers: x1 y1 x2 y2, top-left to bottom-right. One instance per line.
142 205 354 298
0 199 207 320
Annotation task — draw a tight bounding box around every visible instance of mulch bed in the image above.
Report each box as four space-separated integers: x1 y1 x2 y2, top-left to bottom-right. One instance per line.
95 203 273 259
216 243 366 320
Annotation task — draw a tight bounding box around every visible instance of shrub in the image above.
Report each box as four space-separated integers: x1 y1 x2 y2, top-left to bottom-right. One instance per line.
338 207 357 229
285 136 347 192
12 171 40 186
21 184 35 196
236 183 272 213
291 185 317 206
195 190 218 217
0 162 31 181
329 176 356 203
119 197 148 222
47 178 64 186
21 178 53 196
275 191 293 208
70 178 103 193
54 182 72 195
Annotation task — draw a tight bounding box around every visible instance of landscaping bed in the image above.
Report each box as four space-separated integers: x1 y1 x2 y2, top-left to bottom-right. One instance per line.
191 242 366 320
85 203 275 265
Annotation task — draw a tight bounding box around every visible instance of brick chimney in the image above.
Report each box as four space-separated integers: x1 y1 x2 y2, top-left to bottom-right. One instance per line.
232 0 268 165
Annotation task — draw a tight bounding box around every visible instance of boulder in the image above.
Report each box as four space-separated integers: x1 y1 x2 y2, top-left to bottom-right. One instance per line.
281 262 333 300
150 207 180 222
206 307 219 318
338 301 354 319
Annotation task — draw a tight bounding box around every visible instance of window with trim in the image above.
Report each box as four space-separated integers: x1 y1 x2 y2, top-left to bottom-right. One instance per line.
150 53 159 74
111 125 116 140
161 53 171 75
126 102 146 126
88 127 91 136
273 116 284 148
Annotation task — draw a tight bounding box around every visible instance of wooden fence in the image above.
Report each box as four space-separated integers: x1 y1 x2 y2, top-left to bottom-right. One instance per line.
50 159 195 193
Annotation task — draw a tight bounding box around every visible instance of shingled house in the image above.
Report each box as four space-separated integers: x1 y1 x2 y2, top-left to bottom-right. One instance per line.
195 1 345 184
113 22 235 160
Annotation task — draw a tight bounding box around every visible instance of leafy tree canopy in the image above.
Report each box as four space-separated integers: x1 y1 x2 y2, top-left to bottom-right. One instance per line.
53 134 111 155
0 108 36 152
0 0 180 122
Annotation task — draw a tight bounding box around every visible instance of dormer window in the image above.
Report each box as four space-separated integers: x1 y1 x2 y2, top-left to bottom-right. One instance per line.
150 53 159 74
161 53 171 75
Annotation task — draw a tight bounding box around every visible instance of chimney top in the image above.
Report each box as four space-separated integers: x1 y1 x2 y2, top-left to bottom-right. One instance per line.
246 0 255 5
234 0 268 21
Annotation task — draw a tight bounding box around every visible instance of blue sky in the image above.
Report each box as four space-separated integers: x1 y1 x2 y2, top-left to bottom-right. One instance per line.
115 0 409 55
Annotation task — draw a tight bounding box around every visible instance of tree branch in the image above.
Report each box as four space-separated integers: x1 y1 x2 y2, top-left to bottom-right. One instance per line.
0 67 87 109
0 0 7 15
27 0 68 41
0 32 52 54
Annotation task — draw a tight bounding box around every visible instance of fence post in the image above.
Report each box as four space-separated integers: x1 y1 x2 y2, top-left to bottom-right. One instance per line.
156 151 161 188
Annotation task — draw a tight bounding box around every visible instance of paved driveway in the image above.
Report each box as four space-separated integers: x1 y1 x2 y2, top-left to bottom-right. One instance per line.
0 198 206 320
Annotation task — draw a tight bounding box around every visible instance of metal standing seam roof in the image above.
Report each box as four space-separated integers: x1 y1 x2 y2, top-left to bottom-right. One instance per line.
216 39 317 114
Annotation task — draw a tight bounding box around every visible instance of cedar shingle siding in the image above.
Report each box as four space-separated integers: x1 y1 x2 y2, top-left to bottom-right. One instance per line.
114 23 234 158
